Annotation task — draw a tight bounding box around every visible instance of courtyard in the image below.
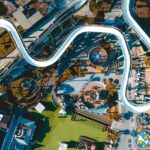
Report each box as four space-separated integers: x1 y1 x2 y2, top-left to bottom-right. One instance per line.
23 96 108 150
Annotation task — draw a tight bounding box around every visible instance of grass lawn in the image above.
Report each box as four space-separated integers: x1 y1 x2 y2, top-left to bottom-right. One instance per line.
0 26 23 59
24 96 108 150
0 31 16 58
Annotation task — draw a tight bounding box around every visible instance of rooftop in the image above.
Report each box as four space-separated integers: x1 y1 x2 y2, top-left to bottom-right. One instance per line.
11 117 36 150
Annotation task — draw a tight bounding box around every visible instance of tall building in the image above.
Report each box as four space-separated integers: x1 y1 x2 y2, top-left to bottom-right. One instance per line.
55 0 68 9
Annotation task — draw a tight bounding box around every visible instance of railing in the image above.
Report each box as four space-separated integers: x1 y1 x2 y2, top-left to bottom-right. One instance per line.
75 108 111 126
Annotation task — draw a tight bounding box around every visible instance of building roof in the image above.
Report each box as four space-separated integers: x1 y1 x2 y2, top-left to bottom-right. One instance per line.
0 114 11 130
13 5 43 30
10 117 36 150
58 143 68 150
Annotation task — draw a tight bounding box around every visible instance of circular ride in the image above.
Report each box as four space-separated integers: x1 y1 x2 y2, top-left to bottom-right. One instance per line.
135 131 150 148
8 77 41 108
136 113 149 126
20 79 38 97
89 47 108 66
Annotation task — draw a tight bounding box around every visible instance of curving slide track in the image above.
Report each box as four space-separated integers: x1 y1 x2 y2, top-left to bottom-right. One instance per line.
0 0 150 113
122 0 150 49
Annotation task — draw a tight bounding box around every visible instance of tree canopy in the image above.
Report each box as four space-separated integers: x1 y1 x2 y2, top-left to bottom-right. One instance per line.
0 2 8 16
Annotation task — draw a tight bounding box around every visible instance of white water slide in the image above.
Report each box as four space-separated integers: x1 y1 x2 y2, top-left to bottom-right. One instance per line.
0 0 150 112
123 0 150 49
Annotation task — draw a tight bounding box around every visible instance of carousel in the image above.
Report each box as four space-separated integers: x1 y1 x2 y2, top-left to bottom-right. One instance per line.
89 47 108 66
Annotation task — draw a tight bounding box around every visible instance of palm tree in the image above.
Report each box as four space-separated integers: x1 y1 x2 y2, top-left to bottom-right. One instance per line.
145 57 150 66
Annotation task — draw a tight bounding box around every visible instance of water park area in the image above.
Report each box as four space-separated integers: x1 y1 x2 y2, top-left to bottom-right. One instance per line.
0 0 150 150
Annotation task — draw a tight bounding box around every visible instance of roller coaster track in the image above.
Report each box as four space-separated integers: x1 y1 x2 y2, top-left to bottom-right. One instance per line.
0 0 150 112
122 0 150 49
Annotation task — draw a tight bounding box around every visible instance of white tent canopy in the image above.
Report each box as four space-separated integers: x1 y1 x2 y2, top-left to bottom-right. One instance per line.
58 143 68 150
35 103 45 113
59 109 67 116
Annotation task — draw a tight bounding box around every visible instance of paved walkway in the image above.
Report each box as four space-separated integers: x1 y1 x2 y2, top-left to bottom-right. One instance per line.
111 104 137 150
